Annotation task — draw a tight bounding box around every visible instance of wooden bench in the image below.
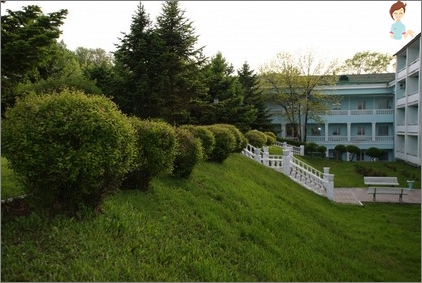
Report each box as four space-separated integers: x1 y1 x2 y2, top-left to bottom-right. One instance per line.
364 176 407 202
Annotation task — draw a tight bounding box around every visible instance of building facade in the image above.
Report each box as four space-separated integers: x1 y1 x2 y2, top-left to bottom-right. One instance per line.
267 33 421 166
393 33 421 166
269 74 396 161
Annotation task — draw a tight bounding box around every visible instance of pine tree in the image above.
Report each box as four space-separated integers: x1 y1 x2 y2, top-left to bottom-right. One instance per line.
200 52 257 132
237 62 273 131
113 2 154 117
153 1 207 125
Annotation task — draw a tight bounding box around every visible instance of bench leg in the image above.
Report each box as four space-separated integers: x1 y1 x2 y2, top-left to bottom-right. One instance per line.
373 187 376 201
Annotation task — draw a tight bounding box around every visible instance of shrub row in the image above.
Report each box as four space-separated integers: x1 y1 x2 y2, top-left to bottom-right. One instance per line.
244 130 276 148
1 90 247 216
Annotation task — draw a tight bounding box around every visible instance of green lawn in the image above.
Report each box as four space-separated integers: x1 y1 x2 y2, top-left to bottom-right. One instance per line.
1 154 420 281
296 155 421 188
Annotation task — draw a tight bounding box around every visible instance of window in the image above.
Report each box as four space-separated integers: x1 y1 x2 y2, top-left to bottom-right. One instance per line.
358 100 366 110
357 126 365 135
332 127 341 136
286 124 298 137
311 127 321 136
378 125 389 136
332 102 341 110
378 99 390 109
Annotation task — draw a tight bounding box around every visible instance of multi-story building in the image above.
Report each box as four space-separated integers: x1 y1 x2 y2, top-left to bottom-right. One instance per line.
393 33 421 166
268 33 421 166
269 74 396 161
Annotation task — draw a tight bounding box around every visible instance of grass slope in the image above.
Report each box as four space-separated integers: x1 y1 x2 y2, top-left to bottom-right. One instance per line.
1 154 421 281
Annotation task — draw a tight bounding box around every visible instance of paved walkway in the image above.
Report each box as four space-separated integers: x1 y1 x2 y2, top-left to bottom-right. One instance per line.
334 188 421 205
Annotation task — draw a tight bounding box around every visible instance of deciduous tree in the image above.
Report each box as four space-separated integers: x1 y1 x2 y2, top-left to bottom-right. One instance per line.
341 51 394 74
260 50 340 142
1 5 68 114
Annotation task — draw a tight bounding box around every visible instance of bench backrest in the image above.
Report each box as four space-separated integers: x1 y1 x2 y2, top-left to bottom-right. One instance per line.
364 176 399 185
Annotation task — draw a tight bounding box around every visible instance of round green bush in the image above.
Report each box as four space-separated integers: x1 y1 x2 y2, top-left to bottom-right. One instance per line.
122 118 177 191
1 90 136 215
205 125 236 163
214 124 247 153
245 130 267 148
317 145 327 156
265 131 277 140
173 127 203 178
180 125 215 161
305 142 319 154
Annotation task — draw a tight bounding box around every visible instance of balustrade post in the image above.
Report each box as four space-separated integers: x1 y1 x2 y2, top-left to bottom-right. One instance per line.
323 167 335 201
262 146 269 166
282 148 292 176
254 148 262 163
282 142 287 149
300 145 305 156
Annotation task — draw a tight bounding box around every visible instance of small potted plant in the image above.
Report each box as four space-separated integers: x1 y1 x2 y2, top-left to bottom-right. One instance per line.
407 180 415 190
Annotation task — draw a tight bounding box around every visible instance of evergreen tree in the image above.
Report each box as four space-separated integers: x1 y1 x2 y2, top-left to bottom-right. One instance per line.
153 1 207 125
113 2 154 117
200 52 257 132
237 62 273 131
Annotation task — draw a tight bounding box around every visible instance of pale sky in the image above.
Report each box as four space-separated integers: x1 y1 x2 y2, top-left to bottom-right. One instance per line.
1 1 421 72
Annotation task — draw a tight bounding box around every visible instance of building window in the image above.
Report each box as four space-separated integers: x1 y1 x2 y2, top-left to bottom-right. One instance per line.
286 124 298 138
378 125 389 136
332 102 341 110
332 127 341 136
378 99 390 109
311 127 321 136
358 100 366 110
357 126 365 135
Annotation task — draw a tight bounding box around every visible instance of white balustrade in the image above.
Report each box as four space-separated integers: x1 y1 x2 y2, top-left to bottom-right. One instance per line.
241 143 334 201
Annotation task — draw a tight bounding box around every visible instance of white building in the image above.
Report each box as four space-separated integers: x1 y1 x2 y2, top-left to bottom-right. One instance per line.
394 33 421 166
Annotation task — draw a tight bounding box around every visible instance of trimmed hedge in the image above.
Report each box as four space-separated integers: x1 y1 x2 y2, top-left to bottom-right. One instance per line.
245 130 267 148
122 118 177 191
205 125 236 163
180 125 215 161
214 124 247 153
173 127 203 178
1 90 136 215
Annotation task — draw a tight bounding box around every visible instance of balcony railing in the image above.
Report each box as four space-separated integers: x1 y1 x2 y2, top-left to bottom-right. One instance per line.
307 135 394 143
328 109 394 116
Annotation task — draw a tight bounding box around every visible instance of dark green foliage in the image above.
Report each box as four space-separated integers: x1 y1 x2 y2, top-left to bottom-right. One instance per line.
346 145 360 161
214 124 247 153
334 144 347 160
122 118 178 191
198 52 257 132
205 125 236 163
1 5 68 115
245 130 267 148
317 145 327 156
173 128 203 178
365 147 387 160
305 142 319 154
180 125 215 161
1 90 136 215
238 62 273 131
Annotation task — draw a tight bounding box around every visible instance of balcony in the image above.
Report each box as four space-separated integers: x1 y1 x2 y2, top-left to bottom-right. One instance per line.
408 92 420 105
408 58 420 74
306 135 394 144
329 109 394 116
